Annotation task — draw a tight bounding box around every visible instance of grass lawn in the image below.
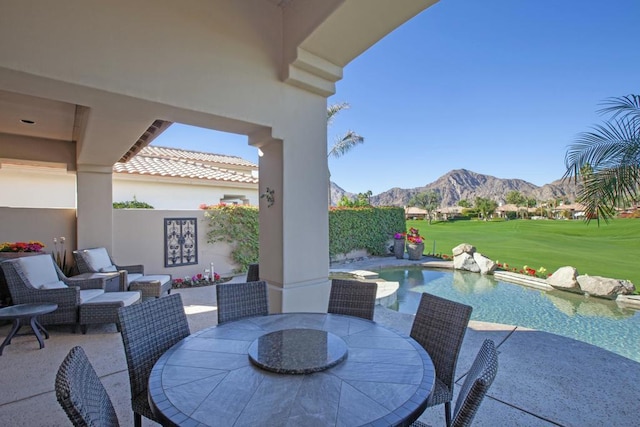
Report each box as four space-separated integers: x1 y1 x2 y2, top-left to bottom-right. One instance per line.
407 218 640 291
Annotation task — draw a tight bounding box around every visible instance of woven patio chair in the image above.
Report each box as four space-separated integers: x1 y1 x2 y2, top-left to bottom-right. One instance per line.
410 292 472 427
216 280 268 324
0 255 105 329
328 279 377 320
117 294 190 427
412 339 498 427
55 346 120 427
246 263 260 282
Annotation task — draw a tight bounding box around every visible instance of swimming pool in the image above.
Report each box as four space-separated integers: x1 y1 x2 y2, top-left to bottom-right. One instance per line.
378 267 640 363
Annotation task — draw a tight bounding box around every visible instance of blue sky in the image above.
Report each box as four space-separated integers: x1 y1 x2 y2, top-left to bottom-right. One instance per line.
152 0 639 195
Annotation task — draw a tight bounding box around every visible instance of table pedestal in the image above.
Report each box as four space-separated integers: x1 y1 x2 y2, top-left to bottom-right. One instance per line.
0 303 58 355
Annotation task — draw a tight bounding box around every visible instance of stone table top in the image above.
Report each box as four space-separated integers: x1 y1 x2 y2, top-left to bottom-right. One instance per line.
149 312 435 427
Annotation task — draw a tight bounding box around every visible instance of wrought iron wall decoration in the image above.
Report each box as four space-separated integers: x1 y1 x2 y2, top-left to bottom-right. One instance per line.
164 218 198 267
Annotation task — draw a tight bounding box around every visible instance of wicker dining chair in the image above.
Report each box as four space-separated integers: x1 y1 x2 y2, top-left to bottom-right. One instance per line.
117 294 190 427
216 280 268 324
55 346 120 427
410 292 472 427
412 339 499 427
328 279 378 320
246 263 260 282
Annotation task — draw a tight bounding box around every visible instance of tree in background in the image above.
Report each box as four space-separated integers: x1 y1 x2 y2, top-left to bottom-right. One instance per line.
505 190 527 219
327 102 365 205
475 197 498 221
338 191 373 207
458 199 471 208
408 190 441 224
327 102 364 164
564 94 640 223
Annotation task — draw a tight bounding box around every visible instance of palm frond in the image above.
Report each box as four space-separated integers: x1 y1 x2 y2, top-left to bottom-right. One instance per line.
598 94 640 123
564 93 640 224
327 102 350 126
328 131 364 159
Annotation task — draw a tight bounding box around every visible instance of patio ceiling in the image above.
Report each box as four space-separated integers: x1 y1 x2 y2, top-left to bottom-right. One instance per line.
0 1 437 171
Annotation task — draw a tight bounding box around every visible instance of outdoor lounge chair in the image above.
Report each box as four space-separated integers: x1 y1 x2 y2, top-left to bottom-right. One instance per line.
216 280 268 324
0 254 140 333
117 293 190 427
412 339 499 427
73 247 171 299
328 279 377 320
410 292 472 427
55 346 120 427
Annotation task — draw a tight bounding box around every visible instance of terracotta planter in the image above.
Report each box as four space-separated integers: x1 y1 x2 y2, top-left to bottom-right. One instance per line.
406 243 424 260
393 239 405 259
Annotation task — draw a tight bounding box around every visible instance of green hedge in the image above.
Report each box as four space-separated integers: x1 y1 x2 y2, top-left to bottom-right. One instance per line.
329 207 406 257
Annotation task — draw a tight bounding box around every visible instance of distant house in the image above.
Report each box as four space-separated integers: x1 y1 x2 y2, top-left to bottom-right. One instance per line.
552 202 586 219
0 146 259 209
113 146 259 209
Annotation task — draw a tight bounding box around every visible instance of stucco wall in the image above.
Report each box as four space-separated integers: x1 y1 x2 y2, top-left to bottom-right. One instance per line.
112 209 238 278
0 207 239 278
0 166 76 208
113 177 258 210
0 207 77 258
0 165 258 210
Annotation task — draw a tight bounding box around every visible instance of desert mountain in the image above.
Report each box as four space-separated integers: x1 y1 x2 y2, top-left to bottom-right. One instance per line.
331 169 578 207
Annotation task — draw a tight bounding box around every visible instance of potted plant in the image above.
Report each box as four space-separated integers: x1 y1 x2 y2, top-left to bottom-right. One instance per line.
393 232 406 259
406 228 425 260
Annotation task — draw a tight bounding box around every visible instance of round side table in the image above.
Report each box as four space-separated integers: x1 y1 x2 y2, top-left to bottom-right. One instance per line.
0 303 58 355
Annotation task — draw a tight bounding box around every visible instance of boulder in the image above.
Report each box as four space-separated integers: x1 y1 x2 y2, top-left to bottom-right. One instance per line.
547 266 581 293
577 275 635 299
452 243 476 257
473 252 497 275
453 252 480 273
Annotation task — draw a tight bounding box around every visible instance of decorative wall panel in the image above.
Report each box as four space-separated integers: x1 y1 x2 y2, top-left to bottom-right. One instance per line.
164 218 197 267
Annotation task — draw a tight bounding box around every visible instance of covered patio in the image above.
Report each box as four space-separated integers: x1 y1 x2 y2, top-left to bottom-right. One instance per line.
0 0 438 313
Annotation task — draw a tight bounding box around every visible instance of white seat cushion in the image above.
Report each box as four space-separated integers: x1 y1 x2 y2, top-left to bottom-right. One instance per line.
82 248 113 272
100 265 118 273
82 291 141 306
39 280 68 290
126 273 144 284
17 255 58 288
79 289 105 304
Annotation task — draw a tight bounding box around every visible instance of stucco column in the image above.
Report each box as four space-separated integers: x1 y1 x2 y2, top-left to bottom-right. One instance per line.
76 166 114 251
251 98 330 313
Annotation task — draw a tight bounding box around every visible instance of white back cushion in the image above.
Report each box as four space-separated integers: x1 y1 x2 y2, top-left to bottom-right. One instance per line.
17 255 58 287
82 248 113 271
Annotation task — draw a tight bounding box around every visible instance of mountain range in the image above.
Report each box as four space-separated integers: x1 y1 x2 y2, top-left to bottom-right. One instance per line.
331 169 579 207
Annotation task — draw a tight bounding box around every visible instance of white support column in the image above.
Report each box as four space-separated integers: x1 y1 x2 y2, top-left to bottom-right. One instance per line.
250 95 331 313
76 165 114 251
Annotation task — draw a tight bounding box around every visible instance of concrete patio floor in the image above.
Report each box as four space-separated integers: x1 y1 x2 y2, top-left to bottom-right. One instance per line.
1 257 639 426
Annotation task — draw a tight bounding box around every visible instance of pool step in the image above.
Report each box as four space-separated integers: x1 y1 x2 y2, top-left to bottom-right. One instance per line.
493 271 553 291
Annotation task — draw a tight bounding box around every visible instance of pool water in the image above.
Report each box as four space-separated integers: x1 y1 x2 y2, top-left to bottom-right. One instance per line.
378 267 640 363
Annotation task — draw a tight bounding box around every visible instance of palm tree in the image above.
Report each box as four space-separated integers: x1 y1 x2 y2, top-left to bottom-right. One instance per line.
327 102 365 205
327 102 364 160
564 94 640 224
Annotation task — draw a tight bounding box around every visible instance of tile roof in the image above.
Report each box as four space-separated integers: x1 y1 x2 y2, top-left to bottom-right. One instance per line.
113 146 258 184
140 146 257 168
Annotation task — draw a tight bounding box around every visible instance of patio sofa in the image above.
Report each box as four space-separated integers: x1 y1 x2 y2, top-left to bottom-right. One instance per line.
73 248 172 299
0 254 141 333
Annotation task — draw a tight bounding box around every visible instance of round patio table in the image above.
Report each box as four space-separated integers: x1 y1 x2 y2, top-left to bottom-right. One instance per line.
149 312 435 426
0 303 58 355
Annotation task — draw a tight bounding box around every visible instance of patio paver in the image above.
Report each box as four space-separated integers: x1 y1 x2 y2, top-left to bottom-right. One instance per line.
0 259 638 426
